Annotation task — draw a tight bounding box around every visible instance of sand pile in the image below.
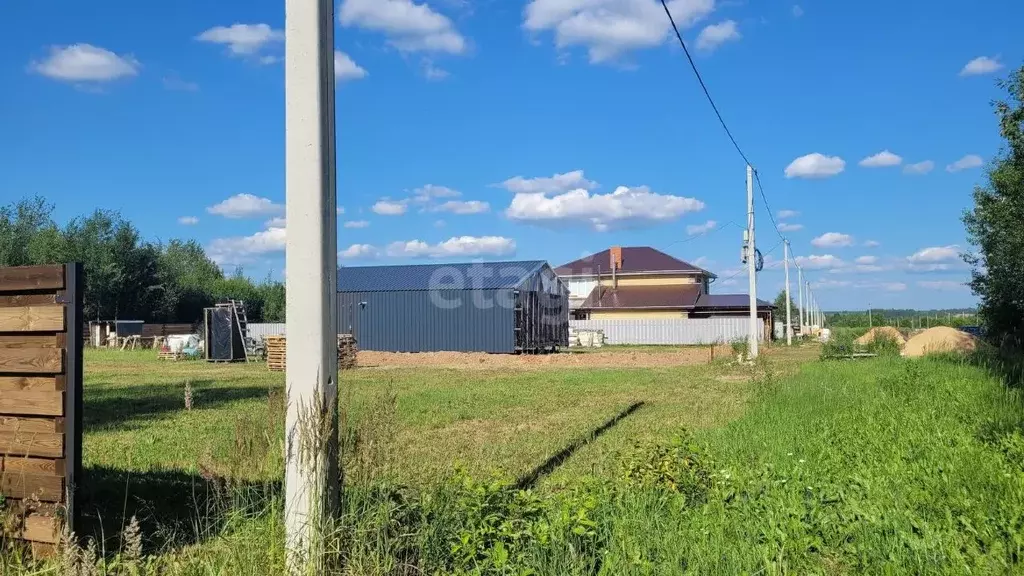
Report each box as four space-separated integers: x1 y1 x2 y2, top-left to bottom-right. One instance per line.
903 326 979 358
855 326 907 347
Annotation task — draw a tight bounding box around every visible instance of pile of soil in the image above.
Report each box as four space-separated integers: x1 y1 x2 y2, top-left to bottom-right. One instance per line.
903 326 979 358
356 348 717 370
855 326 907 347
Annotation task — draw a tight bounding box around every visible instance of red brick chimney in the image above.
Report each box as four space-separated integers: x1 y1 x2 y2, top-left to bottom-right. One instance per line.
610 246 622 289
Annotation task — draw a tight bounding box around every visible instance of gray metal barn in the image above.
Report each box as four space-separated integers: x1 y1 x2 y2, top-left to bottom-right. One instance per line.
337 261 569 353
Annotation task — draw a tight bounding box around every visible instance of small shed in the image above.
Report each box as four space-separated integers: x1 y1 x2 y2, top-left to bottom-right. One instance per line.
89 320 144 347
337 260 569 353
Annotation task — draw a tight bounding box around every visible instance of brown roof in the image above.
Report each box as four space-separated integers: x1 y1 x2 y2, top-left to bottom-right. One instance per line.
579 284 701 309
695 294 775 310
556 246 711 277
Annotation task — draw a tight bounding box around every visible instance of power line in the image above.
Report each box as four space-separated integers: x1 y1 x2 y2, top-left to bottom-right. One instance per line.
753 170 785 242
658 0 751 167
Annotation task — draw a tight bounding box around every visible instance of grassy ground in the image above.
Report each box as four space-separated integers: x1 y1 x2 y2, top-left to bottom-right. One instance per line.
5 345 1024 574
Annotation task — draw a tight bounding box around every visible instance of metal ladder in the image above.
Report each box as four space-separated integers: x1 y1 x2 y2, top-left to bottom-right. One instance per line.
228 299 252 361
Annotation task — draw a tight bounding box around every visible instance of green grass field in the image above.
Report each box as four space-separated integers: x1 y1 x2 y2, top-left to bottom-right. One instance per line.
4 345 1024 575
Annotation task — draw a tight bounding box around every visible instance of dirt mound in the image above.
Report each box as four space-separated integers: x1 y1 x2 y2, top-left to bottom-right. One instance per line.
903 326 979 358
855 327 907 347
356 347 717 370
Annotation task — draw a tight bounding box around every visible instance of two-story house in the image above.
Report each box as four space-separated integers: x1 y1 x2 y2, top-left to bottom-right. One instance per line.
555 246 774 328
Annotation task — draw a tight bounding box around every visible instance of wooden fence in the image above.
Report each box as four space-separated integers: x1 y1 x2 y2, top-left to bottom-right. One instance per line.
0 264 83 555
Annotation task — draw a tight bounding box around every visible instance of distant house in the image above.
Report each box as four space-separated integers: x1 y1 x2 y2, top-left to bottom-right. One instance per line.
555 246 774 330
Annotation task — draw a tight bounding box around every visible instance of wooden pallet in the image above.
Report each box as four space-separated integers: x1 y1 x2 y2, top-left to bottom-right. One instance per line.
264 335 358 371
157 350 183 361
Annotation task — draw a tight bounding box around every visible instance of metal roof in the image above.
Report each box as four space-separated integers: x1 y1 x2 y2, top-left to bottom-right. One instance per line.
556 246 712 277
695 293 775 309
338 260 549 292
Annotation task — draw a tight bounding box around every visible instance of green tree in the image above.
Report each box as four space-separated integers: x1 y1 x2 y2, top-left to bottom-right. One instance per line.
155 239 223 322
0 196 56 266
773 290 795 314
963 65 1024 345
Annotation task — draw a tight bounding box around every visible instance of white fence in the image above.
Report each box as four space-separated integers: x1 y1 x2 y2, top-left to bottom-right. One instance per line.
569 317 762 346
251 318 761 346
247 323 286 341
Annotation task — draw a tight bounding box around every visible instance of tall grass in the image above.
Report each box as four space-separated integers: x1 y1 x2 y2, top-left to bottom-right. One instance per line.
5 357 1024 574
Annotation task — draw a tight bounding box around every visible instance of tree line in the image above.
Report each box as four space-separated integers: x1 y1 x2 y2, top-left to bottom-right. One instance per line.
0 197 284 323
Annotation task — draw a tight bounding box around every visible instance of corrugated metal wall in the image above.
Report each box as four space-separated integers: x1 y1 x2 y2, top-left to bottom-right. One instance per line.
569 317 762 345
338 290 517 353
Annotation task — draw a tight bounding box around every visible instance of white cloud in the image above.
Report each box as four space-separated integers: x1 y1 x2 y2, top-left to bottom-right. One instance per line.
523 0 715 64
854 255 877 265
811 232 854 248
372 199 409 215
792 5 804 17
778 209 799 219
903 160 935 175
386 236 516 258
778 222 803 232
264 216 287 228
432 200 490 214
960 56 1002 77
907 245 959 264
506 185 704 230
686 220 717 235
207 194 283 219
882 282 908 292
696 20 740 51
918 280 967 291
177 216 199 225
413 184 461 202
335 50 368 81
339 243 380 259
163 74 199 92
338 207 346 215
784 153 845 179
811 279 852 289
339 0 467 54
207 226 287 265
422 58 450 80
498 170 597 195
434 219 446 227
196 24 284 56
859 150 902 168
795 254 844 270
30 44 140 82
863 240 880 248
343 220 371 228
946 154 983 173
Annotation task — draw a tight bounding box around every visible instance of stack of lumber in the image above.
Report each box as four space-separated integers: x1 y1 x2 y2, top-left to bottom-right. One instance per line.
264 335 358 371
266 335 286 372
0 264 82 557
338 334 358 370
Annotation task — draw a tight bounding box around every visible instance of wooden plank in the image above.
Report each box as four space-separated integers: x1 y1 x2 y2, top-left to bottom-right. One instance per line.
0 376 62 392
0 348 63 374
0 305 65 332
0 265 64 293
19 514 59 544
0 335 60 349
0 416 63 434
31 542 56 559
0 431 63 458
0 294 56 307
1 456 65 476
1 472 63 501
0 389 63 416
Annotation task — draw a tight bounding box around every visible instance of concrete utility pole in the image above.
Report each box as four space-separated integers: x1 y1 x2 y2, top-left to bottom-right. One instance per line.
745 164 759 359
784 240 792 345
797 266 805 337
284 0 339 570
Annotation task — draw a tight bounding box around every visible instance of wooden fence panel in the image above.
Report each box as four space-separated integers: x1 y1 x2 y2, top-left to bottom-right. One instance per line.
0 263 83 551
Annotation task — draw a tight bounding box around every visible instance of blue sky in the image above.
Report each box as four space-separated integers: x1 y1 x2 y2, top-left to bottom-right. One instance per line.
2 0 1020 310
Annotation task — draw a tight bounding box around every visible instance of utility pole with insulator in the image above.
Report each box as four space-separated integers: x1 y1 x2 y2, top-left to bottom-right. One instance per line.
744 164 759 359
